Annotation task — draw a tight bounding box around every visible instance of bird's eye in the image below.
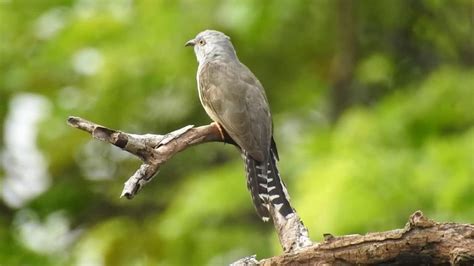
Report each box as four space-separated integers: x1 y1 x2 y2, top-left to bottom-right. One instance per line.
198 39 206 46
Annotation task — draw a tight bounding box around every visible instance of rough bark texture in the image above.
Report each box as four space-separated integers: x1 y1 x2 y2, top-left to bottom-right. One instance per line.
68 117 473 265
260 211 474 266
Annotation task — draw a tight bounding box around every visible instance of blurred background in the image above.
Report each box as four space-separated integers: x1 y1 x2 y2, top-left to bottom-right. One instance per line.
0 0 473 265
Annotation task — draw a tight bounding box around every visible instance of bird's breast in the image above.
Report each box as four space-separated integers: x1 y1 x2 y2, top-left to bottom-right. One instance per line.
196 71 220 123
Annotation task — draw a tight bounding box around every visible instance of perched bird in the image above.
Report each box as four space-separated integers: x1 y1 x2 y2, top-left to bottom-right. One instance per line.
186 30 294 222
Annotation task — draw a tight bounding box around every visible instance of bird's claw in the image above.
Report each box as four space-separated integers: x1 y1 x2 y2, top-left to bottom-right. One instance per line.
212 122 225 141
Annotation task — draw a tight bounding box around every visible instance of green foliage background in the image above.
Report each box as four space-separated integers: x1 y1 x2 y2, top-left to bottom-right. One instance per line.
0 0 473 265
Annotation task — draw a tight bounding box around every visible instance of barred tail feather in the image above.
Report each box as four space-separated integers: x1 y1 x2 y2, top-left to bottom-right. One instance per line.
244 152 270 221
267 148 294 218
244 147 294 222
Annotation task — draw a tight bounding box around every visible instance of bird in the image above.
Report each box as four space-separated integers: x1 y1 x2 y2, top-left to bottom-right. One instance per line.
185 30 294 222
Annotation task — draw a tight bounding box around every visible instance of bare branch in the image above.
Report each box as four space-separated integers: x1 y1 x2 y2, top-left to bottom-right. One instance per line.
68 117 473 264
259 211 474 265
68 116 312 253
67 116 223 198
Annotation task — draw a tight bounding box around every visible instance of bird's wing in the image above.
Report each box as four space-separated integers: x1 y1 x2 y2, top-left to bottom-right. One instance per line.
198 60 272 162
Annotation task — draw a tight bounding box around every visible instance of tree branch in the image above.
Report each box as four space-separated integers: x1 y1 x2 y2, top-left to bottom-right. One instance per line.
68 117 473 264
67 116 311 252
260 211 474 265
67 116 223 198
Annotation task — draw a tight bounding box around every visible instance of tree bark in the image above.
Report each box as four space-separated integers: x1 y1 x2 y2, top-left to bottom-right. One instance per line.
260 211 473 266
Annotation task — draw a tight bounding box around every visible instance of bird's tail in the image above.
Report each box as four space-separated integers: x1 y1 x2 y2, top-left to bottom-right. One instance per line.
243 147 294 222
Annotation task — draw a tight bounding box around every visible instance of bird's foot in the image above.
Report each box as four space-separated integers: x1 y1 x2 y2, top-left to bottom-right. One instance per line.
211 122 225 141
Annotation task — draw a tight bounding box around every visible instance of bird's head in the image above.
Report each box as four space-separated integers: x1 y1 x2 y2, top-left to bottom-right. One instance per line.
185 30 237 64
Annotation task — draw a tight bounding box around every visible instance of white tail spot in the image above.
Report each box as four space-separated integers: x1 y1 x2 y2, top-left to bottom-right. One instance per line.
269 194 280 201
274 203 283 211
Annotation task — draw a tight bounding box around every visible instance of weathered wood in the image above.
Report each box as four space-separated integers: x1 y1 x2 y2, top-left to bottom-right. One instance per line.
67 116 221 198
260 211 474 265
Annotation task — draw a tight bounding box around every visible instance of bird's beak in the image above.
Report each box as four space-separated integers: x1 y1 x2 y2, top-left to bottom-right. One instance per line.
185 39 195 47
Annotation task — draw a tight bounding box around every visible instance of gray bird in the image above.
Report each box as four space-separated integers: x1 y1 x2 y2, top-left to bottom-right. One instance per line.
186 30 294 222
